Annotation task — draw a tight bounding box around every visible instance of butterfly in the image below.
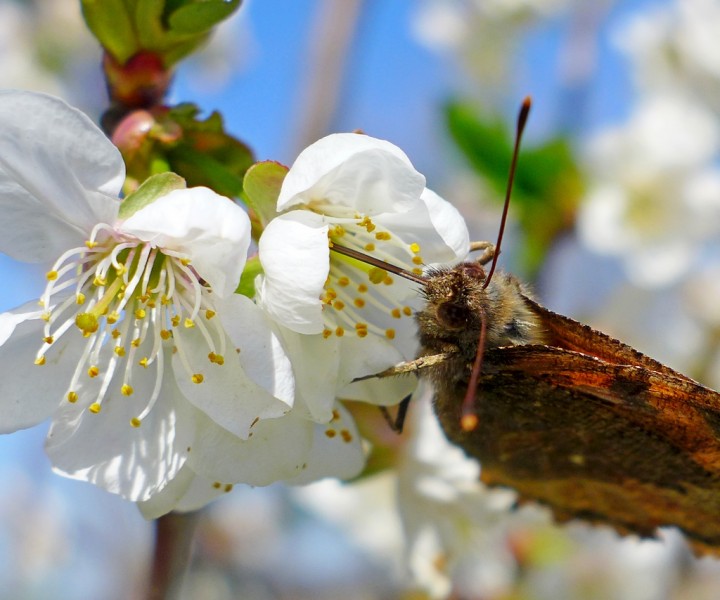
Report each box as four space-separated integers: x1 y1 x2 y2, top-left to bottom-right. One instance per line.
334 98 720 556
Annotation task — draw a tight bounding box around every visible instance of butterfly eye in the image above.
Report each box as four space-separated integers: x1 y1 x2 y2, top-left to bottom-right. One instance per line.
436 301 470 330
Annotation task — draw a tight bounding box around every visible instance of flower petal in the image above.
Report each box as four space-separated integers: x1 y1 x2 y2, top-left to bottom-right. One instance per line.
173 326 291 439
278 133 426 214
0 300 79 432
419 188 470 262
284 403 365 484
188 411 314 486
0 91 124 262
258 210 330 334
215 294 295 404
137 463 226 519
120 187 251 298
45 349 195 502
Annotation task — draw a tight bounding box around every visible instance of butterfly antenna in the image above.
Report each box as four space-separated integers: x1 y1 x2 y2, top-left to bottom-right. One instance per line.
461 305 487 431
330 243 426 285
482 96 532 289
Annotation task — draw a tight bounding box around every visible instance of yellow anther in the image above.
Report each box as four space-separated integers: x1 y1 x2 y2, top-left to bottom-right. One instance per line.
89 403 101 414
34 356 46 366
180 257 191 266
205 309 216 320
146 299 156 308
325 288 337 300
410 242 421 253
46 270 58 281
43 336 54 345
337 277 350 287
160 329 172 340
357 284 368 293
85 240 97 249
67 391 78 403
121 384 134 396
403 306 413 316
130 417 141 428
340 430 353 443
368 268 387 284
333 300 345 310
171 315 180 327
131 338 141 347
322 328 332 339
191 373 204 384
354 298 365 308
412 267 423 275
375 231 391 241
335 327 345 337
93 276 106 286
139 357 149 368
391 308 402 319
76 293 86 305
212 482 221 489
111 329 121 339
208 352 225 365
364 243 375 252
75 313 99 334
383 276 393 285
385 329 396 339
106 311 119 324
355 322 368 331
325 429 337 438
357 329 368 338
41 312 51 322
135 308 146 319
88 365 100 378
183 318 195 328
412 256 424 265
224 484 233 493
161 295 170 305
114 346 125 357
365 222 376 233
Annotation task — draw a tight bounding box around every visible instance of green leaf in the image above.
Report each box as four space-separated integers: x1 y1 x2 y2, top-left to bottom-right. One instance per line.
168 0 242 34
119 172 187 219
235 256 263 298
242 161 288 228
81 0 139 63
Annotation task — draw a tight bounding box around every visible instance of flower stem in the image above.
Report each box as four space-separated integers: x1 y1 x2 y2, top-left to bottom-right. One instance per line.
146 511 201 600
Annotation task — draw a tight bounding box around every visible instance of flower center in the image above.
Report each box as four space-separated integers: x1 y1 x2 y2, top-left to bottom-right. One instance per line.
35 223 226 427
322 211 422 340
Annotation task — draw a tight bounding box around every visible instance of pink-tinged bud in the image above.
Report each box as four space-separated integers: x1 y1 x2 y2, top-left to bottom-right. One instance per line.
103 51 172 109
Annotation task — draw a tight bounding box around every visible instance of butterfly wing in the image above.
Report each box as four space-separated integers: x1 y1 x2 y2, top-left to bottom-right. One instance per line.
433 344 720 556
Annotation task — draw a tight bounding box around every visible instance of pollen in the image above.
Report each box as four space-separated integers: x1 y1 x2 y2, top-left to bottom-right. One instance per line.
325 429 337 438
135 308 146 319
335 326 345 337
130 417 142 428
131 338 141 347
412 256 424 265
76 293 86 305
184 318 195 328
391 308 401 319
88 365 100 378
88 402 102 414
357 329 368 338
191 373 204 384
337 277 350 287
75 313 99 334
364 243 375 252
171 315 181 327
43 336 54 345
139 357 149 368
322 328 332 339
403 306 412 316
369 268 387 284
41 312 51 322
34 356 46 366
205 309 216 319
67 391 78 403
180 258 191 266
107 311 119 324
333 300 345 310
208 352 225 365
354 298 365 308
412 267 423 275
410 242 421 253
340 429 353 443
114 346 125 357
385 329 396 340
160 329 172 340
357 284 368 293
93 276 106 286
375 231 391 241
121 384 134 396
45 270 58 281
84 240 97 249
224 484 233 493
383 276 393 285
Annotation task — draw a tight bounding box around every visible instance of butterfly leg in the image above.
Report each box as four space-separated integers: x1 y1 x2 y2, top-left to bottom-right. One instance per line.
379 394 412 433
469 241 497 265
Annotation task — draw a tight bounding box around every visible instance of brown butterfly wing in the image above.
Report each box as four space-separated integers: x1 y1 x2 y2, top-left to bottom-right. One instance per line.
433 344 720 556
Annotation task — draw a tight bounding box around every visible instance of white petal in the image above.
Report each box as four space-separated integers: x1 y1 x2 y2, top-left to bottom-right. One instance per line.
137 464 226 519
173 327 291 439
0 300 78 432
278 133 426 214
214 294 295 404
0 91 124 262
258 211 329 334
284 403 366 484
419 188 470 262
120 187 251 298
45 350 195 502
188 411 314 485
